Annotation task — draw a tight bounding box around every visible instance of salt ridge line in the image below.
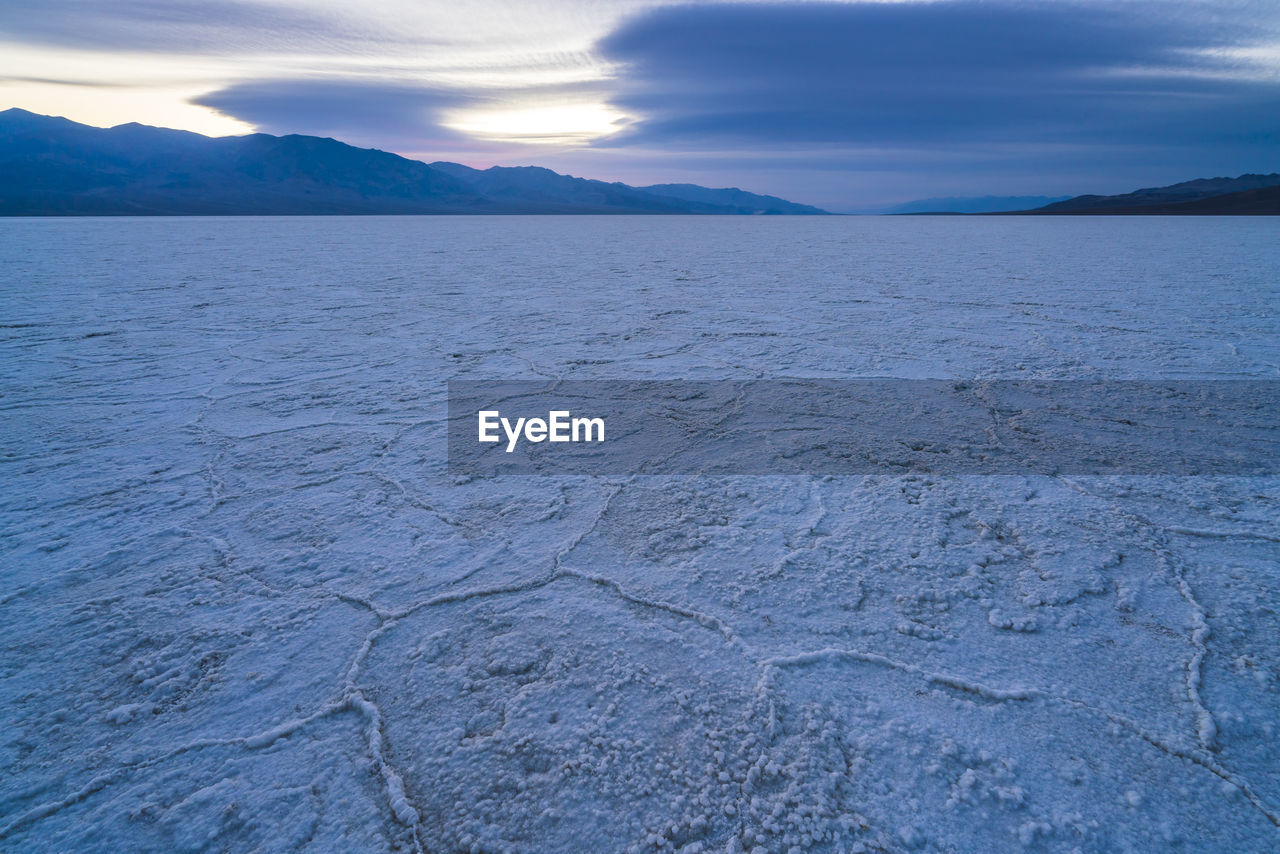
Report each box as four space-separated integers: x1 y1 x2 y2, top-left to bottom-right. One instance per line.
1168 526 1280 545
759 646 1280 827
1061 478 1220 751
9 544 1278 838
235 466 1280 831
7 469 1276 841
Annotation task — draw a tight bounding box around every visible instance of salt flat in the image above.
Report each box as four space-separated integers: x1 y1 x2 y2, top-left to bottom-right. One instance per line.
1 215 1277 852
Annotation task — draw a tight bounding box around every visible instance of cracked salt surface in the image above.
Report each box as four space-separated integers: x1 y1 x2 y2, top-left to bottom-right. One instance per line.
2 215 1278 852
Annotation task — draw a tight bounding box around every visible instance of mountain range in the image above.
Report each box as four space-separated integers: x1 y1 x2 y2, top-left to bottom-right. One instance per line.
890 174 1280 215
2 109 1276 216
1018 174 1280 215
0 109 826 216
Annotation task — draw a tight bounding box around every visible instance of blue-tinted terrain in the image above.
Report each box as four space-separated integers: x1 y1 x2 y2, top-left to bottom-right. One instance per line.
3 216 1278 852
0 109 828 216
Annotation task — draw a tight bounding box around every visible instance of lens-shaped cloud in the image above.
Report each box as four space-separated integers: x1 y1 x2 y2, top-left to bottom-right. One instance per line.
193 77 629 154
194 79 472 143
597 1 1280 150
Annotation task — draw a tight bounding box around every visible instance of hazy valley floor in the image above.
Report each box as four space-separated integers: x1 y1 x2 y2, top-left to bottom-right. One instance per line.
2 216 1278 852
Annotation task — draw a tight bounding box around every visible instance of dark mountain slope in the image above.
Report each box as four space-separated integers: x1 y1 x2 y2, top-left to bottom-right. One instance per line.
0 109 827 215
1029 173 1280 214
427 162 709 213
0 109 487 215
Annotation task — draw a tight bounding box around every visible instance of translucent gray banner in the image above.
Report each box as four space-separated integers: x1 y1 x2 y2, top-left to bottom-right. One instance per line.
447 380 1280 475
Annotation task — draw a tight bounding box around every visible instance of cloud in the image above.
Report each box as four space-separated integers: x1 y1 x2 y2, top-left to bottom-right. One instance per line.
192 76 626 155
0 0 359 53
11 0 1275 207
596 1 1280 152
193 79 473 145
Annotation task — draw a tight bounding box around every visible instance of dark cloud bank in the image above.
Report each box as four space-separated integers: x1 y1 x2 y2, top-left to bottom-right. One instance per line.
196 80 474 147
185 1 1279 208
599 1 1279 147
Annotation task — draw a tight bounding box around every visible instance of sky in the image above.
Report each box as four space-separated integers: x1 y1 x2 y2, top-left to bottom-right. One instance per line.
1 0 1278 211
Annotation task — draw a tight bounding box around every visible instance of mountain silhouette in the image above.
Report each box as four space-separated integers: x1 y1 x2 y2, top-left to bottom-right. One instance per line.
425 163 826 214
1024 173 1280 215
0 109 828 216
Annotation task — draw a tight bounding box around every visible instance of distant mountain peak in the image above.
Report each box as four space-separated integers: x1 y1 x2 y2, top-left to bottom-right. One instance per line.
0 110 828 216
1027 172 1280 215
